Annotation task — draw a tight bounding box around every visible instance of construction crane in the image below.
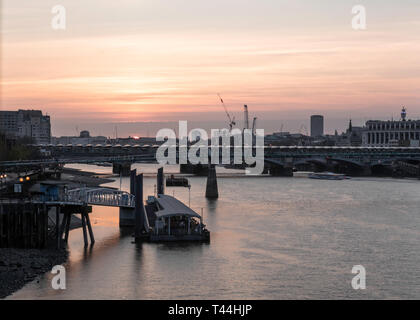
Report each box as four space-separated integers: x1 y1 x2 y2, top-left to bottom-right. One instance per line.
252 117 257 136
217 93 236 131
299 124 309 136
243 105 250 131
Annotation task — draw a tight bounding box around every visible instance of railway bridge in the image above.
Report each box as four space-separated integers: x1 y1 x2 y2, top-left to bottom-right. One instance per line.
2 144 420 177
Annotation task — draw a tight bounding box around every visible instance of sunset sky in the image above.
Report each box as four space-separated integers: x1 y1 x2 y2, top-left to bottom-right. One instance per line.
1 0 420 136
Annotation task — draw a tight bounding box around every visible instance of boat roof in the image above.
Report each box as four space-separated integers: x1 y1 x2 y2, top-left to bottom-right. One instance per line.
154 195 201 219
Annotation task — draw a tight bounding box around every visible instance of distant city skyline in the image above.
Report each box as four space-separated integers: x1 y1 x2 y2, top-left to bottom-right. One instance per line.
47 114 409 139
1 1 420 137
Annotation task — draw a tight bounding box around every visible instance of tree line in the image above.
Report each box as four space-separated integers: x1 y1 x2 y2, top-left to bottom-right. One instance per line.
0 132 41 161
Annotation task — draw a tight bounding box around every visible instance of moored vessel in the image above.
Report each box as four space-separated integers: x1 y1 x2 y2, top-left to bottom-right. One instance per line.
308 172 349 180
145 194 210 242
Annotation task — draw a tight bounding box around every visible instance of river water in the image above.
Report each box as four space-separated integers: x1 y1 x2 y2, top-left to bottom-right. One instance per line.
7 164 420 299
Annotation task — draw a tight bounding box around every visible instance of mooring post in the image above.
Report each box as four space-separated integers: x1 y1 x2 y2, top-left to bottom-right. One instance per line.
134 173 146 240
43 204 48 248
157 167 164 195
205 164 219 199
56 206 61 249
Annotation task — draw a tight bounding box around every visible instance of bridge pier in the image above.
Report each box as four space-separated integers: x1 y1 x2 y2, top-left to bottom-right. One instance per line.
112 162 131 177
180 163 194 174
205 165 219 199
180 163 209 176
157 167 165 195
269 166 293 177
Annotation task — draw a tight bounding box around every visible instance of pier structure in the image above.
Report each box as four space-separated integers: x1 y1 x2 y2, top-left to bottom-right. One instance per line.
0 202 49 249
1 187 136 249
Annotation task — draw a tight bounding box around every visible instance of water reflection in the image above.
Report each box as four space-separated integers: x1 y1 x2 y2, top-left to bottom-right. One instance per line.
7 164 420 299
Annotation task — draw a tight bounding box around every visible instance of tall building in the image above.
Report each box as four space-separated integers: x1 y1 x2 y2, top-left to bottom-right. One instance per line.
362 107 420 147
310 115 324 137
0 109 51 144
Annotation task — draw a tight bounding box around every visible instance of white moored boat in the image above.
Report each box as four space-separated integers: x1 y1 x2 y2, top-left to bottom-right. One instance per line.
308 172 349 180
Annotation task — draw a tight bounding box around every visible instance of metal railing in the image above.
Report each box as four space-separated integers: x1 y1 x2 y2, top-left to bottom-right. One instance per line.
65 188 135 208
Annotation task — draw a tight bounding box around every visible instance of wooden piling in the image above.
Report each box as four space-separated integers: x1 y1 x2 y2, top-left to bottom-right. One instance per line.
59 209 67 242
85 211 95 244
0 202 49 249
64 212 71 243
81 211 88 247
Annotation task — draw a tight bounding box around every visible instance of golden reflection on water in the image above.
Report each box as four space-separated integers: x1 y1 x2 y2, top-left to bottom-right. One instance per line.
7 165 420 299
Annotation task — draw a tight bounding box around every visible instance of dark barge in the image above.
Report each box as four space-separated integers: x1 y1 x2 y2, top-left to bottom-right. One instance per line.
145 194 210 242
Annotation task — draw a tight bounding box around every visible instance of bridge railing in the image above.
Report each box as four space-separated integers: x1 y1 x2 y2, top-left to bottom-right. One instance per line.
65 188 135 208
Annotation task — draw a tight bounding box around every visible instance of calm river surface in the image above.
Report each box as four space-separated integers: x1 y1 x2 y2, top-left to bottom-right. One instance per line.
7 164 420 299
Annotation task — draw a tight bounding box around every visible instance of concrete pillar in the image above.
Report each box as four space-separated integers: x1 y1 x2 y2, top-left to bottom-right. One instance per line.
119 207 135 227
205 164 219 199
130 169 137 195
180 163 194 174
270 166 293 177
134 174 146 240
119 169 137 227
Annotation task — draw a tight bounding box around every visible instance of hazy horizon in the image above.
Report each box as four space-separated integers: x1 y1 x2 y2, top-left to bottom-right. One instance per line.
1 0 420 136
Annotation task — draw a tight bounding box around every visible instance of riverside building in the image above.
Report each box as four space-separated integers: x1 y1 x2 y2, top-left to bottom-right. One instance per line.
362 107 420 147
0 109 51 144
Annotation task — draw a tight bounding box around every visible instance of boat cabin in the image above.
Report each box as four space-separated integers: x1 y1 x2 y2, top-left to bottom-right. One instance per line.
146 195 210 242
